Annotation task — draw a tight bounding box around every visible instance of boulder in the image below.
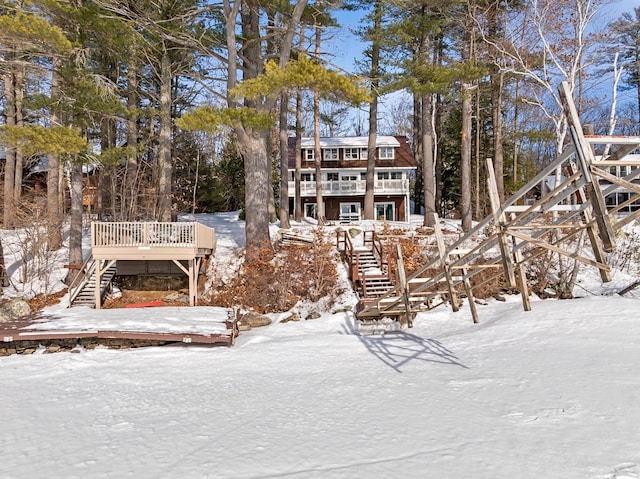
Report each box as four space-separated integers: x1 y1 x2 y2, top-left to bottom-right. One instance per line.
0 299 31 323
240 311 272 328
305 310 321 320
163 291 189 304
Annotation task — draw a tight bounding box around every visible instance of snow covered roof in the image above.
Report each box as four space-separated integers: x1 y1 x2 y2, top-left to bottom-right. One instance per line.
299 136 401 148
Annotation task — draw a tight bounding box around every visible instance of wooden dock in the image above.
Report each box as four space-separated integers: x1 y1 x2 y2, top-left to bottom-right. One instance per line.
0 306 238 355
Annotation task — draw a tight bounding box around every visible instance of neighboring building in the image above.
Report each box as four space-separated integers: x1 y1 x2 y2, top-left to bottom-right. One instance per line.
287 136 417 222
602 153 640 212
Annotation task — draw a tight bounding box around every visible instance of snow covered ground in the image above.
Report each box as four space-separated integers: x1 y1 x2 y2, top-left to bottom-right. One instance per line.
1 213 640 478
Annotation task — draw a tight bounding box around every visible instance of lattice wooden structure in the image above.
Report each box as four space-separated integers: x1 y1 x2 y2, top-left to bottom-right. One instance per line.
355 81 640 327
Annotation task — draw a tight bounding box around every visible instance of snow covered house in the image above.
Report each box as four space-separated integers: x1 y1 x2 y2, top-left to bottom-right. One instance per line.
286 136 417 222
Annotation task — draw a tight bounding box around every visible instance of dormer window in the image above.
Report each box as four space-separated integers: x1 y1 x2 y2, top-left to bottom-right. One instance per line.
323 148 339 161
305 149 315 161
344 148 359 160
379 146 394 160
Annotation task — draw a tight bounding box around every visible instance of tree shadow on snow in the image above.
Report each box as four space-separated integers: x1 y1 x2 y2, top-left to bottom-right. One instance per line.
342 320 468 373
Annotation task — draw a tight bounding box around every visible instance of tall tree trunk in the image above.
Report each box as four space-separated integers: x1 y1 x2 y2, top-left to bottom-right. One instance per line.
421 93 436 227
412 92 423 215
124 52 140 220
0 234 8 288
47 61 62 250
279 92 291 228
293 27 305 223
67 159 84 273
13 66 24 209
238 127 272 251
313 87 324 224
461 82 473 232
488 5 505 202
3 70 16 228
157 48 173 222
294 87 303 222
364 0 382 220
313 1 325 224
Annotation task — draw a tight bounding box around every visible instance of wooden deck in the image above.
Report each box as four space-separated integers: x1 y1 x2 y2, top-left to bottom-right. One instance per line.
83 221 217 309
0 306 238 355
91 221 216 260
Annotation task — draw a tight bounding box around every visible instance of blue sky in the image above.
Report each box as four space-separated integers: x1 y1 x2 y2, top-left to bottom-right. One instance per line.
328 0 639 75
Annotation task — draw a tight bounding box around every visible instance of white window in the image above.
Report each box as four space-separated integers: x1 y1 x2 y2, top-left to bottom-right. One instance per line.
305 149 315 161
344 148 359 160
360 148 368 160
377 171 401 180
326 172 339 181
379 146 394 160
301 172 315 182
340 203 361 222
323 148 339 161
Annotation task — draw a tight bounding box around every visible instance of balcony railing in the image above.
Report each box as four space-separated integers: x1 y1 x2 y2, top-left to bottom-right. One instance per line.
91 222 216 251
288 179 408 197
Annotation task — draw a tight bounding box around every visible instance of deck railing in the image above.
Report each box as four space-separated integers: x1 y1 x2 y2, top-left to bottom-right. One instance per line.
288 179 409 197
91 222 216 251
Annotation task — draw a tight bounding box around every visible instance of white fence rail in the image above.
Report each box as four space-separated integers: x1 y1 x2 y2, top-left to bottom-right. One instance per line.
91 222 216 250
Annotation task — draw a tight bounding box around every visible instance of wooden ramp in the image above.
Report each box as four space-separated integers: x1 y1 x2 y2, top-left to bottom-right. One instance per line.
0 306 238 355
355 81 640 329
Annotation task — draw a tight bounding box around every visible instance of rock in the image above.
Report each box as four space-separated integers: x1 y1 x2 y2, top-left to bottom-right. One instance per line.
281 312 300 323
0 299 31 323
305 311 321 320
240 311 272 328
348 228 362 238
163 292 189 303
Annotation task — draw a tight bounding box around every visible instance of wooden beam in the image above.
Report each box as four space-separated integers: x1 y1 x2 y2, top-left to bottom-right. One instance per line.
559 81 616 252
486 158 517 288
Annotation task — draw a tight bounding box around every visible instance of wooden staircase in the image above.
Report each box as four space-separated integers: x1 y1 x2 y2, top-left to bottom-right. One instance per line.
354 81 640 328
337 231 395 299
68 257 117 308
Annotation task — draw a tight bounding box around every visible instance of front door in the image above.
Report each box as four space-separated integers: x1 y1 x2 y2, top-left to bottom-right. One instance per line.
375 202 394 221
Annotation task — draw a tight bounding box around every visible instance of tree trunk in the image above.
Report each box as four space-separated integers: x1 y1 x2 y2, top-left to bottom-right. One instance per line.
47 61 62 250
157 48 173 222
294 87 303 222
461 82 473 232
314 88 325 224
124 51 140 220
67 159 84 275
421 93 436 227
13 66 24 209
364 0 382 221
238 127 272 251
279 92 291 228
3 70 16 228
313 4 325 224
0 234 8 288
488 5 505 202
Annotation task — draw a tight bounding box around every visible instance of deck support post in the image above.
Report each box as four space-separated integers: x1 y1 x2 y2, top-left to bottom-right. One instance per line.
171 259 199 306
94 259 116 309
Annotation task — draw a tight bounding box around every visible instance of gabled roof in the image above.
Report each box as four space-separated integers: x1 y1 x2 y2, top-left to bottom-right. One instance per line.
299 136 400 149
287 135 417 169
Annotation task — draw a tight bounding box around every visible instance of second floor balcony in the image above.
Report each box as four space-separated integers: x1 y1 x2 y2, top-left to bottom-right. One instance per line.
288 178 409 197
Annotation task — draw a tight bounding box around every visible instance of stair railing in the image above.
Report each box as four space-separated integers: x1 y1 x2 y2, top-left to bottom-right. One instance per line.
67 256 96 307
